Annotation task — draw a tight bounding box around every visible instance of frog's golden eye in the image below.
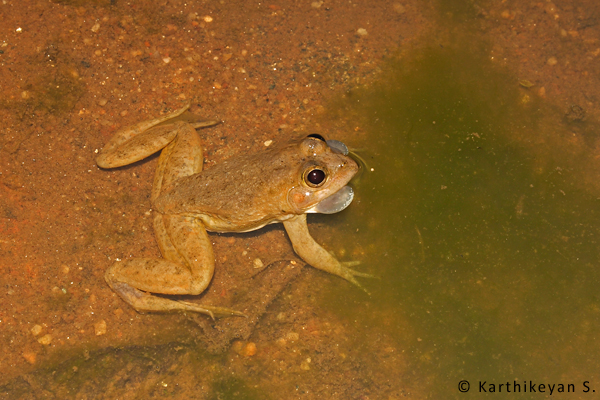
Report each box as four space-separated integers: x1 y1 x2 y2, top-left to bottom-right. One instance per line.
304 167 327 187
307 133 326 142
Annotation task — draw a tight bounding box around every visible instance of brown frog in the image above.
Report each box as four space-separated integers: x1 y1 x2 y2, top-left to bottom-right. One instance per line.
96 104 370 318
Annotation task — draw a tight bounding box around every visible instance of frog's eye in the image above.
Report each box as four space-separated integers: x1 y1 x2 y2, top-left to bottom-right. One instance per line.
304 167 327 187
307 133 326 142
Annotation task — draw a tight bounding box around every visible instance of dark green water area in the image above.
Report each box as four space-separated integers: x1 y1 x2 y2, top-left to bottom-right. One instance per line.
320 33 600 399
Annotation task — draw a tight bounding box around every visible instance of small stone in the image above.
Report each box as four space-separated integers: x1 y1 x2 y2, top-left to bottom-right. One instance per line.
500 10 511 19
547 56 558 66
356 28 368 37
98 98 108 106
20 91 30 99
38 334 52 345
31 325 43 336
163 57 172 64
311 1 323 8
253 258 264 269
538 87 546 97
286 332 299 341
300 357 311 370
120 110 128 117
91 23 100 33
61 265 70 275
22 352 37 364
94 320 107 336
203 15 213 23
264 140 273 147
240 342 257 356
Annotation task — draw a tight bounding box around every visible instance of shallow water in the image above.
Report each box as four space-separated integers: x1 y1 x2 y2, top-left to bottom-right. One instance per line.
319 37 600 398
3 0 600 398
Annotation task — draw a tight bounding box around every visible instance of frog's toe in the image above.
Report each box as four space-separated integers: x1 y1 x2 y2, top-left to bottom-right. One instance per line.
341 260 361 268
178 301 246 320
337 263 376 295
340 262 376 279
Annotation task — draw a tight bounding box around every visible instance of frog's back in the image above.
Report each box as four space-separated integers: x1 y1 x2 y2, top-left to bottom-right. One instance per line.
153 145 300 232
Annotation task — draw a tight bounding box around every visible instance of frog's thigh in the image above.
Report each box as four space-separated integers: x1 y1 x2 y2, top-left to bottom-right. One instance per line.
153 213 187 265
152 123 203 201
162 214 215 294
106 214 215 296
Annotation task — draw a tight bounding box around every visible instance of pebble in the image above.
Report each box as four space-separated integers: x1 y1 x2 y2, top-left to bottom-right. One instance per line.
538 87 546 97
311 1 323 8
38 334 52 345
22 352 36 365
30 324 43 336
286 332 300 341
232 340 257 356
300 357 311 370
98 98 108 106
547 56 558 66
91 23 100 33
240 342 257 356
253 258 264 269
94 320 107 336
203 15 213 23
356 28 368 37
264 140 273 147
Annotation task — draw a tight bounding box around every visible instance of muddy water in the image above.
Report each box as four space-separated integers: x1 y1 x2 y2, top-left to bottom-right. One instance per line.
320 36 600 398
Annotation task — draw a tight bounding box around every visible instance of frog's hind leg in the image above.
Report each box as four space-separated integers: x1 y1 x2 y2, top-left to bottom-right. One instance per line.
104 215 244 318
96 104 219 169
104 120 243 318
151 122 204 202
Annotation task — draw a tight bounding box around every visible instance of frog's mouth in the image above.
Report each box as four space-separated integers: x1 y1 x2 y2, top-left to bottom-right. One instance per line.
305 185 354 214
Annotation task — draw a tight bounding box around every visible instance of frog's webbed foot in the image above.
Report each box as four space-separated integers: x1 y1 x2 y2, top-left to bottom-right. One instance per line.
336 261 377 295
107 280 245 320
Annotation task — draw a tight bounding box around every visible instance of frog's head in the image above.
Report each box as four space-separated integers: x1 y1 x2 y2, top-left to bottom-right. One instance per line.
287 135 359 215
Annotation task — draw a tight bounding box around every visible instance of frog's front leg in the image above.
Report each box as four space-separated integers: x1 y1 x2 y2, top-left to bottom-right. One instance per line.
283 214 373 293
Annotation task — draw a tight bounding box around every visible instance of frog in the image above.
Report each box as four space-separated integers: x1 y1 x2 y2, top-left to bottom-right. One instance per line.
96 103 371 318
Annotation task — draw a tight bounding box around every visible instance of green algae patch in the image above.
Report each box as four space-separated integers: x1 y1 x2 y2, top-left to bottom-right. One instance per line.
318 37 600 398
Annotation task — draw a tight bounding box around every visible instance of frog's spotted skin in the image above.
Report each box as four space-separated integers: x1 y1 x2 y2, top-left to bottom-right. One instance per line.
97 104 370 319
